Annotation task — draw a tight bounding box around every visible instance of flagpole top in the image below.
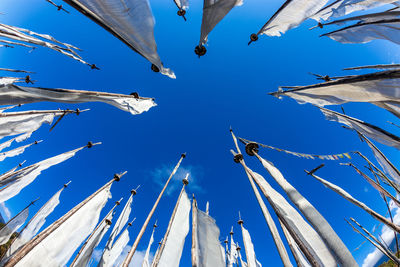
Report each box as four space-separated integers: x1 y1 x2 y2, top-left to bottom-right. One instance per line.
181 152 187 158
248 33 258 45
245 142 259 156
182 173 189 185
114 171 127 182
237 219 244 225
116 197 123 205
64 181 72 188
105 219 112 225
151 64 160 73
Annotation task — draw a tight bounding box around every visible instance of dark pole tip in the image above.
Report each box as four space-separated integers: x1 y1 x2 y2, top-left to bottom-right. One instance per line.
151 64 160 73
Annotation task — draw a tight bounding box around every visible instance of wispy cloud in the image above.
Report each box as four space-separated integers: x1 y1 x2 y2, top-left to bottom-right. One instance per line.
362 199 400 267
151 164 204 196
126 249 154 267
0 202 11 221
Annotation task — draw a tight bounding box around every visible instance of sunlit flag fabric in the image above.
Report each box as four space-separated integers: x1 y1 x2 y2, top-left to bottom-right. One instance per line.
62 0 175 78
0 140 41 162
0 202 32 245
70 206 115 267
251 0 329 38
156 189 191 267
359 133 400 185
240 225 257 267
192 200 225 267
320 107 400 149
99 192 133 267
105 225 131 267
254 153 356 266
271 69 400 117
0 143 93 203
281 223 311 267
12 182 112 267
244 166 337 266
321 11 400 45
4 185 66 259
0 109 80 140
142 226 156 267
229 232 238 266
311 0 398 21
0 134 33 152
0 23 92 67
199 0 242 46
0 83 157 116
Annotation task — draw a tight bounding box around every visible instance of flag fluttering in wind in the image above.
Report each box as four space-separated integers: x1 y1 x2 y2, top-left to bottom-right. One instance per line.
0 83 157 116
0 109 83 140
248 0 329 43
142 223 156 267
0 23 94 68
62 0 175 78
3 172 124 267
271 69 400 118
195 0 242 57
152 180 191 267
0 140 42 162
311 0 398 21
320 107 400 149
320 11 400 45
0 142 99 203
0 199 37 246
4 183 68 260
192 198 225 267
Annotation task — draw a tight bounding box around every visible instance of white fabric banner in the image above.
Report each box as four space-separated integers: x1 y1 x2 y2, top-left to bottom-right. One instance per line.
15 183 112 267
320 107 400 149
5 186 64 258
0 206 29 245
63 0 175 78
241 226 257 267
196 208 225 267
156 190 191 267
245 166 336 266
106 227 130 267
108 193 133 247
0 84 157 116
142 227 155 267
0 145 86 203
0 111 60 140
200 0 242 45
174 0 189 10
258 0 328 37
0 140 41 162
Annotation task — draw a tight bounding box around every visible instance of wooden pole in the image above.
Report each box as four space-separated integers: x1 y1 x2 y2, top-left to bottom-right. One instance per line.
4 172 126 267
152 174 189 267
0 198 39 231
69 197 122 267
230 130 293 267
0 109 87 118
121 154 186 267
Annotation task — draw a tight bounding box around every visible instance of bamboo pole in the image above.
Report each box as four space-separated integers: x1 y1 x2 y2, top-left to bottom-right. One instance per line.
0 109 87 118
121 154 186 267
152 174 189 267
69 197 122 267
4 172 125 267
230 130 293 267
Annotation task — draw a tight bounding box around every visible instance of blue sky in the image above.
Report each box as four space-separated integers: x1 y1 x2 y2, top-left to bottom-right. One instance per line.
1 0 400 266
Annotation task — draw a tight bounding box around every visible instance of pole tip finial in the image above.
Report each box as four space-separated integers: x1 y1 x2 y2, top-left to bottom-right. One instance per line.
238 219 244 225
114 173 121 181
87 141 93 148
181 152 186 158
151 64 160 73
131 189 137 195
105 219 112 225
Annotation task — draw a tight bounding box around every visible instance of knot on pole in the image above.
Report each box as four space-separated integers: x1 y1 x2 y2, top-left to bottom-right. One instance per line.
233 153 243 163
131 189 137 195
182 177 189 185
105 219 112 225
181 152 187 158
130 92 139 98
237 219 244 225
194 45 207 57
245 142 259 156
114 173 121 181
87 141 94 148
177 9 186 16
318 22 323 28
151 64 160 73
248 33 258 45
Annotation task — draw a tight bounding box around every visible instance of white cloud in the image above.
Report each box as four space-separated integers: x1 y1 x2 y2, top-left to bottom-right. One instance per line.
126 249 154 267
151 164 203 196
362 200 400 267
0 202 11 220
